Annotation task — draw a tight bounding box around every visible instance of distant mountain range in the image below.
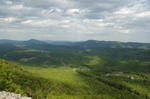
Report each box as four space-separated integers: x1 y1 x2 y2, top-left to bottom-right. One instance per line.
0 39 150 49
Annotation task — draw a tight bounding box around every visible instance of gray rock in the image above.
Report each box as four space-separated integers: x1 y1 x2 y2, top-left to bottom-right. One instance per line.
0 91 32 99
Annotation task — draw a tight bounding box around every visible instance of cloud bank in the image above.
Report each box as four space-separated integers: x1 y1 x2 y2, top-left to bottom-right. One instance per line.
0 0 150 42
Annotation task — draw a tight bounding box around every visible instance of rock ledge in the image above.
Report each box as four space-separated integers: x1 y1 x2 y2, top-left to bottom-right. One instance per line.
0 91 32 99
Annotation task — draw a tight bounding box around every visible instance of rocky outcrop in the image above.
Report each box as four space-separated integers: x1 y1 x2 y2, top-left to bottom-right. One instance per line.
0 91 32 99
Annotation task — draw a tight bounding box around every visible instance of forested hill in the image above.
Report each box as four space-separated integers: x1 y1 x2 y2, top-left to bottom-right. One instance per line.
0 39 150 49
0 39 149 62
75 40 150 48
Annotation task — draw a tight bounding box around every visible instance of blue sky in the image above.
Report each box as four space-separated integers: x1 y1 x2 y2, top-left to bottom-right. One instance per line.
0 0 150 42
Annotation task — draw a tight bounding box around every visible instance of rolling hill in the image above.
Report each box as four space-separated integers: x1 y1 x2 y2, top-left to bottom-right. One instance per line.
0 39 150 99
0 59 150 99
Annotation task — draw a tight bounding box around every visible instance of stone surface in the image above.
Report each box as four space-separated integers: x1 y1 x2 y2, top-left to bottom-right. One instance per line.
0 91 31 99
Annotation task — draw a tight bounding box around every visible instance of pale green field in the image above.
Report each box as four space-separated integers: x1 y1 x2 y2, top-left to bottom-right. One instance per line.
24 66 87 86
23 66 148 99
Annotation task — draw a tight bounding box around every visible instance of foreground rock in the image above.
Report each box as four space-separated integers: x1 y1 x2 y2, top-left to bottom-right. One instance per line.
0 91 32 99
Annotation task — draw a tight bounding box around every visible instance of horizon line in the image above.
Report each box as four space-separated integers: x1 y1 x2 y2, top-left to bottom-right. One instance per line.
0 39 150 44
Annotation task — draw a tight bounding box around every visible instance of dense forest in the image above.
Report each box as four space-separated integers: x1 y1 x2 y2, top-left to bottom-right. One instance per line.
0 39 150 99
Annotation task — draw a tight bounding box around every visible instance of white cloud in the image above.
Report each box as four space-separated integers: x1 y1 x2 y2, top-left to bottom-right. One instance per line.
115 7 135 15
61 20 71 24
67 9 80 14
21 20 33 24
119 29 132 34
136 11 150 17
0 0 150 42
11 4 32 10
5 1 13 5
21 19 71 27
0 28 33 33
21 19 56 27
83 19 114 27
3 17 17 23
66 8 89 16
11 4 24 9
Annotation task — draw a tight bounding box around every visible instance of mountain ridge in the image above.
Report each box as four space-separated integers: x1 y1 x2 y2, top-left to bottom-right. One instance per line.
0 39 150 49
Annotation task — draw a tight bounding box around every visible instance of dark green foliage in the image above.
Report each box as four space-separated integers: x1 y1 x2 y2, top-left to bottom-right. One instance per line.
78 71 150 99
0 59 53 98
0 40 150 62
0 43 19 57
89 58 150 73
3 50 89 66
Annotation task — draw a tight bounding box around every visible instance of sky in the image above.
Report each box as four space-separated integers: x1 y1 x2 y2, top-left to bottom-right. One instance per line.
0 0 150 42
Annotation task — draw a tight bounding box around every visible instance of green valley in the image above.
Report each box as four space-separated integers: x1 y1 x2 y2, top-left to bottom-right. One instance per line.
0 40 150 99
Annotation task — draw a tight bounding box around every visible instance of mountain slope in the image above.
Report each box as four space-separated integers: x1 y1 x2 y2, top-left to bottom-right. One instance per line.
0 59 149 99
0 59 54 98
